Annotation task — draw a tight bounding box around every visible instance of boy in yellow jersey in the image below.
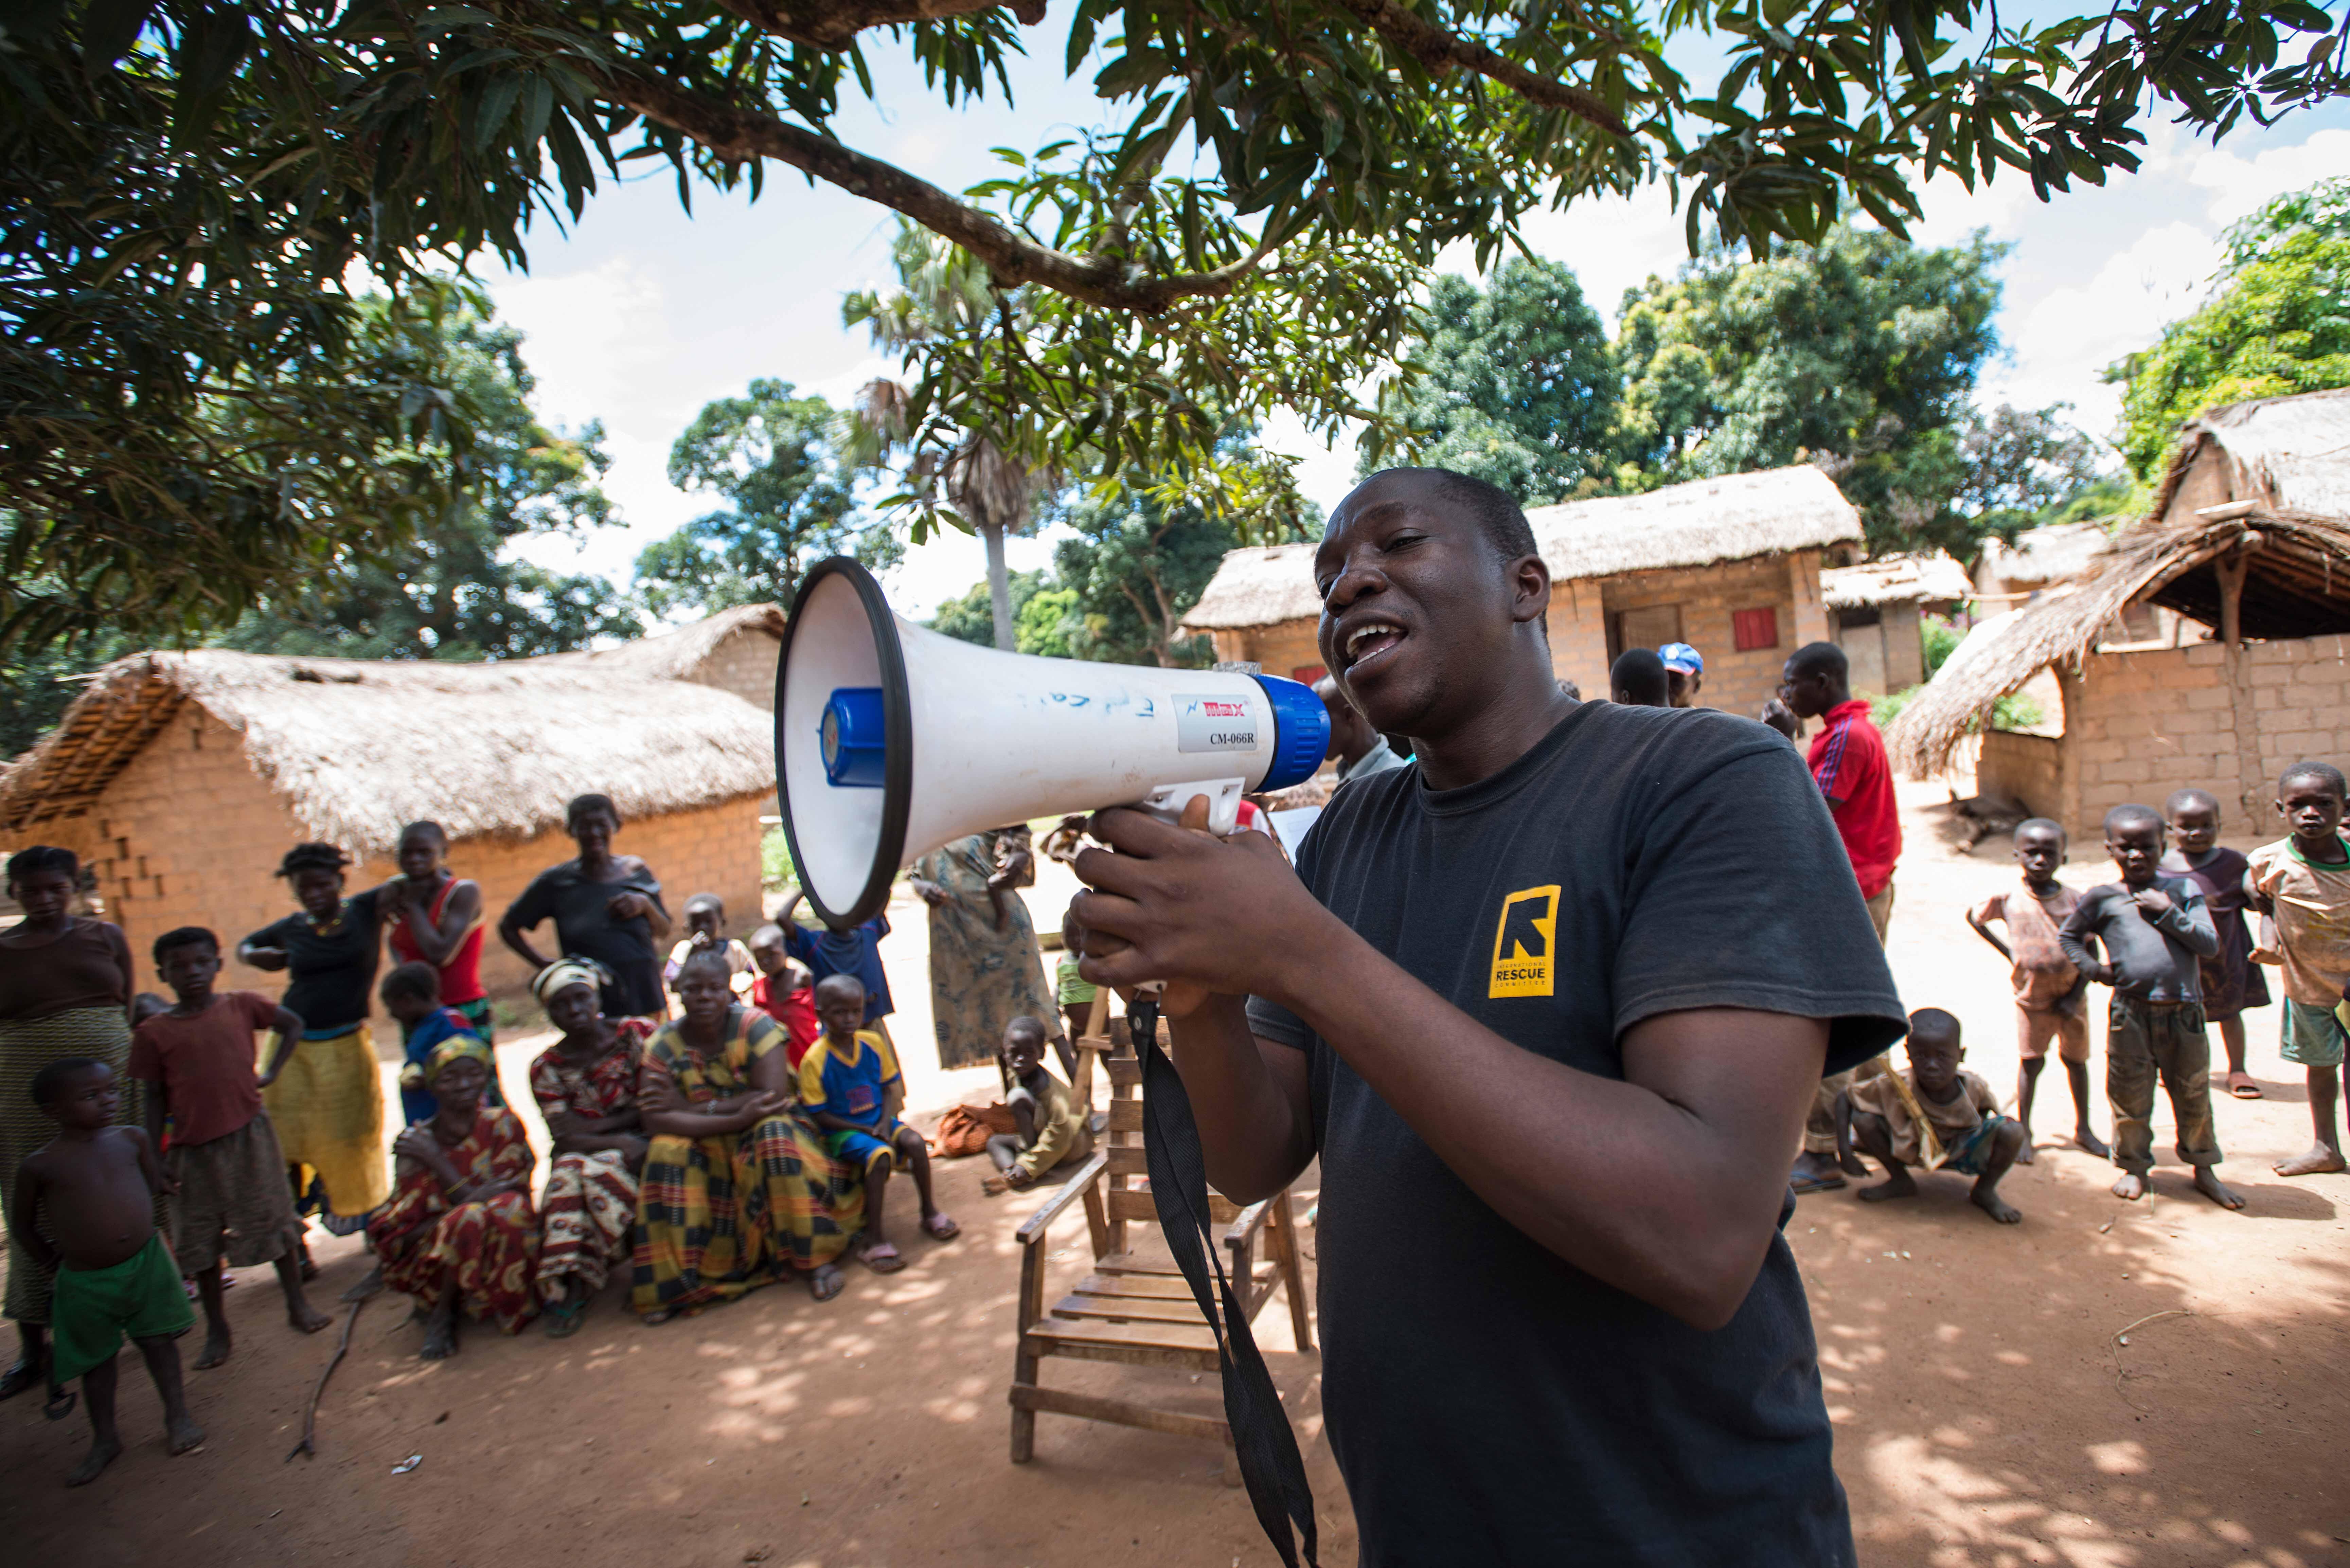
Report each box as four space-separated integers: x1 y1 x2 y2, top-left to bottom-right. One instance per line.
799 975 956 1273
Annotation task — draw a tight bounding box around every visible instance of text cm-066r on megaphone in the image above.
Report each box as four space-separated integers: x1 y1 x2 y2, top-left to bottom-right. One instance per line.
774 557 1330 930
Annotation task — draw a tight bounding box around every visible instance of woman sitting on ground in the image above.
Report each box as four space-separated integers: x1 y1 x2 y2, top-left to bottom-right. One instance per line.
527 960 654 1338
369 1038 539 1359
632 948 859 1321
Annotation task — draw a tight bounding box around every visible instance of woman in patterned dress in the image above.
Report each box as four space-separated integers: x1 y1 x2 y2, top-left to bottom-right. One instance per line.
0 846 138 1400
906 827 1060 1070
369 1038 538 1359
630 948 859 1321
527 960 652 1337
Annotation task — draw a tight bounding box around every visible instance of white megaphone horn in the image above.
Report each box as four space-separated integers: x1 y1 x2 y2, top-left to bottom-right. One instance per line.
774 558 1331 929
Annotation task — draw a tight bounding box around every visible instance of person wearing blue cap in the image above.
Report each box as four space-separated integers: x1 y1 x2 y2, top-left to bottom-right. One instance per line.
1659 643 1705 708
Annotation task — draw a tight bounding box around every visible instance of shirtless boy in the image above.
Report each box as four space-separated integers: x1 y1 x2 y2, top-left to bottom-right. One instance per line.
1835 1009 2026 1223
10 1058 201 1484
1967 819 2105 1160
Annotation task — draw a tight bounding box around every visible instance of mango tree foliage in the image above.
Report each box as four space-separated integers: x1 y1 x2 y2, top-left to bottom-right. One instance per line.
9 0 2349 641
1614 226 2004 555
2112 226 2350 480
634 379 888 616
1369 259 1624 506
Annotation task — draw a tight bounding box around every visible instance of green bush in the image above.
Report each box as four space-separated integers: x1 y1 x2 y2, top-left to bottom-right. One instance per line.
761 825 799 891
1920 614 1964 677
1868 684 2044 735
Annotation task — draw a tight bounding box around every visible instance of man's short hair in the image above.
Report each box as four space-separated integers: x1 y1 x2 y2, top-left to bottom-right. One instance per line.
380 960 441 1003
1786 642 1848 682
1907 1007 1961 1042
2103 803 2163 837
31 1057 107 1106
153 926 219 965
2014 817 2066 844
1608 648 1669 707
2279 760 2348 799
1355 467 1538 565
2164 788 2220 817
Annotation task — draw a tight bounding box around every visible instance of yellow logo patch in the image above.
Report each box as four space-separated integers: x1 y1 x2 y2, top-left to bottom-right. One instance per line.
1489 884 1560 998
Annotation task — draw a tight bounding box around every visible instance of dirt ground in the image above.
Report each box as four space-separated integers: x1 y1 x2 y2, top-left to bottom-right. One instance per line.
4 778 2347 1567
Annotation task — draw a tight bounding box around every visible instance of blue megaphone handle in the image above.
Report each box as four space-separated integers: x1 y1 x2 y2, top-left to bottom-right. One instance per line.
1252 673 1329 793
820 687 889 787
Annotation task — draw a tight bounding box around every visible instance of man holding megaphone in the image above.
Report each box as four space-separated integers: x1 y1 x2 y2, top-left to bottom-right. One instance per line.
1069 469 1906 1566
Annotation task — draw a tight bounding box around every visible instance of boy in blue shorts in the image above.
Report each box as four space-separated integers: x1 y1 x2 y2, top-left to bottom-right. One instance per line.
798 975 956 1273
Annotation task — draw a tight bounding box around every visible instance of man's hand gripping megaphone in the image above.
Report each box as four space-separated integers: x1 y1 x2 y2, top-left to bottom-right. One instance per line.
1066 796 1335 1022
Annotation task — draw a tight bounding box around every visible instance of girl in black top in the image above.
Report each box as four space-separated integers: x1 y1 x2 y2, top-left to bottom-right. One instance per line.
498 793 672 1019
237 843 393 1232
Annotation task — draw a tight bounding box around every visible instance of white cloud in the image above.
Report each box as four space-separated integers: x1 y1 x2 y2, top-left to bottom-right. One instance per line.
1989 222 2221 431
2188 127 2350 228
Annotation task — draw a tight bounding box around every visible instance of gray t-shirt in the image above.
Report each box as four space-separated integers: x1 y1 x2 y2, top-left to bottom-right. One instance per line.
1246 702 1905 1567
2057 879 2218 1002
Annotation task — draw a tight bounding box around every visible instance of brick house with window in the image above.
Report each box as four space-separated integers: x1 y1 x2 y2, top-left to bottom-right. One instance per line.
0 606 787 1026
1180 465 1865 718
1887 388 2350 840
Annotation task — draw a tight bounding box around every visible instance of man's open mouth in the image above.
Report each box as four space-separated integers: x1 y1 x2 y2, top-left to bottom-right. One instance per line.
1342 619 1406 673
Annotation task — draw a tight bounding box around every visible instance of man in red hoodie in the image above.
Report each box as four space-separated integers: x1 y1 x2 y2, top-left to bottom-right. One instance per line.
1782 640 1903 1194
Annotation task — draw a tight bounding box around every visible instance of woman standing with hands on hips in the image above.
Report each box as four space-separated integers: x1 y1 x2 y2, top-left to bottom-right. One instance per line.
0 847 138 1400
500 793 671 1022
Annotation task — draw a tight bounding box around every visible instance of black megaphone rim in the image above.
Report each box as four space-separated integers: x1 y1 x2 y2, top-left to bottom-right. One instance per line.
775 557 913 930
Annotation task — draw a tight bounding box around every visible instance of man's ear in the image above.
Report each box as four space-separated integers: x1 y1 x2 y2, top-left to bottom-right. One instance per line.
1510 554 1551 625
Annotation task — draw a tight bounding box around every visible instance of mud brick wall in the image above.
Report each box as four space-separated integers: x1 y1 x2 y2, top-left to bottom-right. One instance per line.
22 706 767 1043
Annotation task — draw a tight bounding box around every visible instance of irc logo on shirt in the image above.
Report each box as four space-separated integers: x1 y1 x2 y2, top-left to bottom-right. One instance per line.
1489 884 1560 998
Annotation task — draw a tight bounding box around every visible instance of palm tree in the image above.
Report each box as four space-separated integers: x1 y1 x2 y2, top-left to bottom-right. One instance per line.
844 227 1052 651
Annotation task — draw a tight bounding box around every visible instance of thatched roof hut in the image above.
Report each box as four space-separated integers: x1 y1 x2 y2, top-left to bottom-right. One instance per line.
1821 552 1972 611
0 649 777 854
1884 386 2350 838
0 615 786 1013
1183 465 1861 715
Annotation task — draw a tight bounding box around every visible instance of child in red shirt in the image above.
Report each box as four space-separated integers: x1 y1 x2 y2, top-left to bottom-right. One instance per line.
128 927 332 1369
747 924 819 1068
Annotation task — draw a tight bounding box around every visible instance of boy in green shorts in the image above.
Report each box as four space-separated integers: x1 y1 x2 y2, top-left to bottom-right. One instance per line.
10 1057 201 1485
2245 761 2350 1176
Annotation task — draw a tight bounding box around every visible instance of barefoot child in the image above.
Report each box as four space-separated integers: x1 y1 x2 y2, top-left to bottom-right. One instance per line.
2244 761 2350 1177
129 928 331 1369
746 925 819 1069
1835 1009 2026 1223
981 1017 1094 1196
2059 804 2242 1208
1967 819 2107 1161
2164 789 2271 1100
10 1058 202 1484
799 974 956 1272
664 894 755 1000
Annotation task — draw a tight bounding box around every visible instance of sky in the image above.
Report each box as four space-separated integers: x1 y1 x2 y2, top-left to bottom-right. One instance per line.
481 45 2350 621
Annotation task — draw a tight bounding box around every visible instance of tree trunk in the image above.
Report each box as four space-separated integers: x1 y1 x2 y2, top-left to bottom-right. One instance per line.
982 521 1014 651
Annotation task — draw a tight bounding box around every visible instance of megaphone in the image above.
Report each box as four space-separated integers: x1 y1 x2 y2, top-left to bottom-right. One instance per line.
775 557 1331 928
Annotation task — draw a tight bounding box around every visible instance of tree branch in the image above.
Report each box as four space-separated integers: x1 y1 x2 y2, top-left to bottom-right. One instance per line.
591 65 1276 312
1327 0 1631 137
715 0 1044 52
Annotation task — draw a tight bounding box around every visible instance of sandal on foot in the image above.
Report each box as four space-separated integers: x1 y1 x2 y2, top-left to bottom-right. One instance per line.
921 1211 960 1241
541 1298 589 1339
1789 1171 1847 1195
44 1387 76 1421
0 1358 47 1402
857 1240 906 1274
806 1265 846 1304
2226 1073 2263 1099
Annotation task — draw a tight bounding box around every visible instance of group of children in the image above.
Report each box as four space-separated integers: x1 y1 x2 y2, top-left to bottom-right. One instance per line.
1833 760 2350 1223
11 880 1103 1488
